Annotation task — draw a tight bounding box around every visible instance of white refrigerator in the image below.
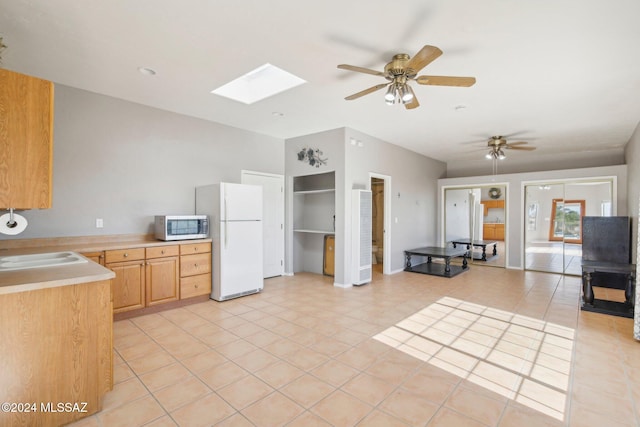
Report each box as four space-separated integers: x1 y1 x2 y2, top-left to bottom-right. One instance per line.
195 183 264 301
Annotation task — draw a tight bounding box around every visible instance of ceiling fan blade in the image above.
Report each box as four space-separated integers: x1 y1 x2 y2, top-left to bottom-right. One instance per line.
404 96 420 110
506 145 536 150
337 64 386 77
405 45 442 73
344 83 389 100
506 141 529 146
415 75 476 87
500 131 534 139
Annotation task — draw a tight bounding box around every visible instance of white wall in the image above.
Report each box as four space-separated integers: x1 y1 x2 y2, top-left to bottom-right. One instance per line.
438 165 628 269
0 85 284 240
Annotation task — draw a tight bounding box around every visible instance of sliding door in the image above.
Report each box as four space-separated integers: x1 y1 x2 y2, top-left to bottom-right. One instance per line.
524 179 613 275
444 185 506 268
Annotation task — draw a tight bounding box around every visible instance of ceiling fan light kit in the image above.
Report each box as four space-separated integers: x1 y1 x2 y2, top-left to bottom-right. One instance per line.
484 135 536 162
486 148 506 160
337 45 476 109
385 82 415 106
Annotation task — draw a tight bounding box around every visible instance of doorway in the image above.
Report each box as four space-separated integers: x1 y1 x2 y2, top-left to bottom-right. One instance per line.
369 173 391 275
241 170 285 278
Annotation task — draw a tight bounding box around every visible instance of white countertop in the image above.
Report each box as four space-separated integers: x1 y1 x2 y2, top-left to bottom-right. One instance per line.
0 255 115 295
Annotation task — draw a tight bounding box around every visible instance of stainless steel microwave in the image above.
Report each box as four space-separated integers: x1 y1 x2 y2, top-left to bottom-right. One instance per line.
154 215 209 241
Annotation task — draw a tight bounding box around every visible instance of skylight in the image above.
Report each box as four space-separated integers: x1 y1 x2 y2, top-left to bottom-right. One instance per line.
211 63 306 104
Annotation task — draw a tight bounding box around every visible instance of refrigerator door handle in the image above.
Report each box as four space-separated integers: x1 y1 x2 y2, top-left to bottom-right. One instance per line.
224 194 228 248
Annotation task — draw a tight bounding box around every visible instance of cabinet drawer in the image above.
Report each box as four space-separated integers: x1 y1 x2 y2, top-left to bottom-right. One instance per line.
105 248 145 264
180 253 212 277
146 245 180 259
180 242 211 255
181 273 212 299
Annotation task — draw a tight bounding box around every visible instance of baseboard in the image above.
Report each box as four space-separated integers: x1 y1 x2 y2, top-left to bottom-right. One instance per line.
333 282 353 288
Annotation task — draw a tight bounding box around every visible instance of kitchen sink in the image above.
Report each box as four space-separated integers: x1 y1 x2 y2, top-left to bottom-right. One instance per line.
0 251 88 271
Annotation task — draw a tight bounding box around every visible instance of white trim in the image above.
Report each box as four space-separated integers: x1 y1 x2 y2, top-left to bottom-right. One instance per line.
369 172 392 275
241 169 284 179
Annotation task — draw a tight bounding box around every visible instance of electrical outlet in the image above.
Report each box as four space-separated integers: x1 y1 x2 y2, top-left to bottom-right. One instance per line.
96 218 104 228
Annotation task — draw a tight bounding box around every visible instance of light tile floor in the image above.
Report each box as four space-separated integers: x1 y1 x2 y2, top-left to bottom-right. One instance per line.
70 265 640 427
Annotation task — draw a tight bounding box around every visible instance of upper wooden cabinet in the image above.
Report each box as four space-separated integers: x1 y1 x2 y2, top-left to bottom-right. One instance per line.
482 199 505 215
0 68 54 209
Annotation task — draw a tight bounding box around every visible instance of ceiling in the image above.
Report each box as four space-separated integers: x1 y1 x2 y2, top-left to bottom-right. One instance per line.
2 0 640 172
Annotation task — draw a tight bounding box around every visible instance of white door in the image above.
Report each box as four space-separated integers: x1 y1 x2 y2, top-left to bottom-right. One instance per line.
241 171 285 278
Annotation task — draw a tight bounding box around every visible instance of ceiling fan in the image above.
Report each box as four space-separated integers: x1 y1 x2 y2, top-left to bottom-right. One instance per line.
337 45 476 109
484 135 536 160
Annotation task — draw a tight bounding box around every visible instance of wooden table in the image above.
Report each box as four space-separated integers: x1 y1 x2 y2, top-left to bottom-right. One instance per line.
404 246 469 278
581 260 636 318
450 239 498 261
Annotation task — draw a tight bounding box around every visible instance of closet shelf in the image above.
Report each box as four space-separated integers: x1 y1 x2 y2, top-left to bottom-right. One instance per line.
294 229 335 235
293 189 335 195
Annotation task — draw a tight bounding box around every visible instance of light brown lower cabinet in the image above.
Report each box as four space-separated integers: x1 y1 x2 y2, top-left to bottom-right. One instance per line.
106 248 146 313
483 224 504 241
145 245 180 306
99 242 212 315
0 280 112 426
484 224 495 240
180 242 212 297
323 235 335 276
108 259 146 313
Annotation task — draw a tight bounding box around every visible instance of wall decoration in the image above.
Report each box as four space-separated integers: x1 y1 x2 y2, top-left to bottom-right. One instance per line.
297 147 327 168
488 187 502 199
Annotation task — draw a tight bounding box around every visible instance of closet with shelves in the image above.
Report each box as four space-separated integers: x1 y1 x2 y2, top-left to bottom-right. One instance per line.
292 171 336 275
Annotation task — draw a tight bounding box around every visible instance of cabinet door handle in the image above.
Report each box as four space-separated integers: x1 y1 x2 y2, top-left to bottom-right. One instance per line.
161 250 165 255
124 253 128 258
194 264 198 268
195 284 199 288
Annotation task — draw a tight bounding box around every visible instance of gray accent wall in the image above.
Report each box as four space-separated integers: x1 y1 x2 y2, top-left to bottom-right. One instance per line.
344 128 447 280
1 85 284 240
